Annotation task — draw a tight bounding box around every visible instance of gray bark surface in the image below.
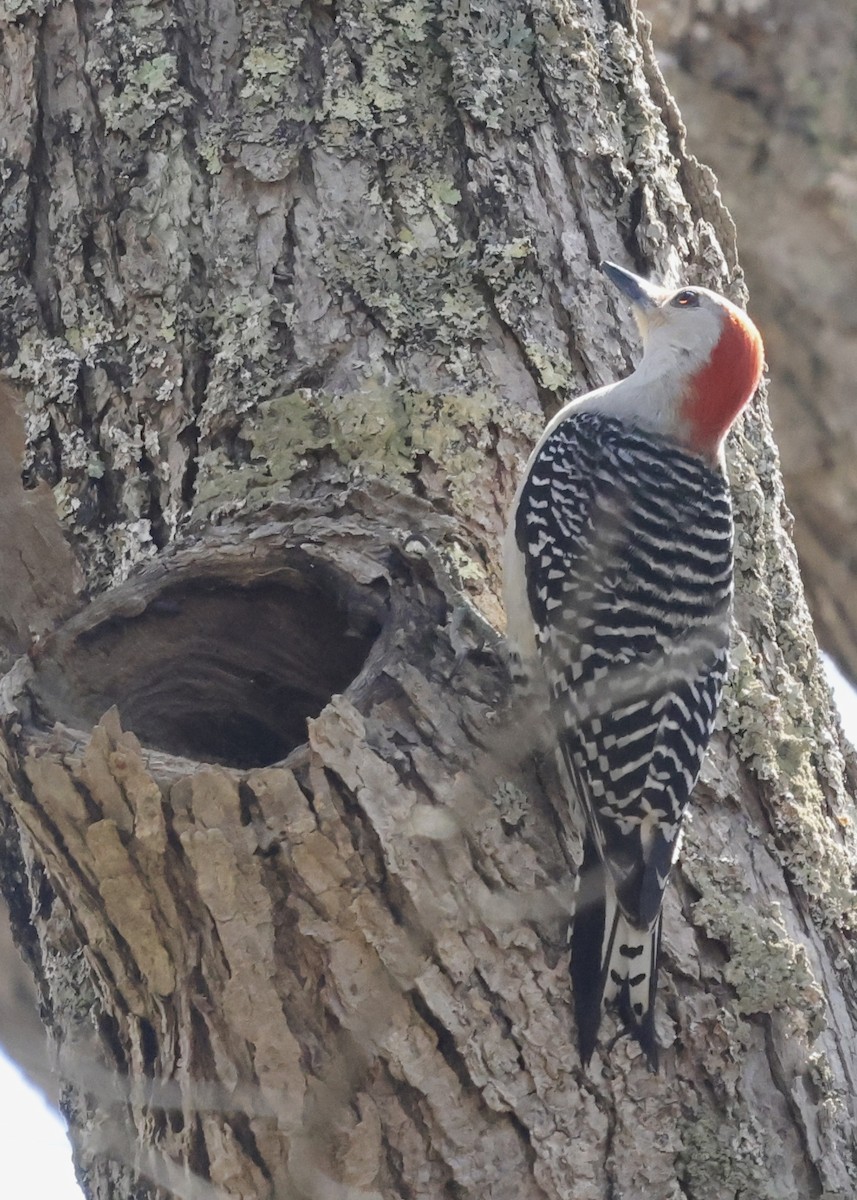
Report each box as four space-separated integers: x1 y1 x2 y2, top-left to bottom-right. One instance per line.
0 0 854 1197
647 0 857 688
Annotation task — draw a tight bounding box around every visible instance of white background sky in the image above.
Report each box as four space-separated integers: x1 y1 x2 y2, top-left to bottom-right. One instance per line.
1 655 855 1199
0 1051 81 1198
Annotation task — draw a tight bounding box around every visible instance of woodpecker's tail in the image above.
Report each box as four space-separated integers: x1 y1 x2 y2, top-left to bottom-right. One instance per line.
570 837 661 1070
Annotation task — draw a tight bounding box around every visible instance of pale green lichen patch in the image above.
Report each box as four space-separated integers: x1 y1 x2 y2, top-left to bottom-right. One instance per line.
101 54 184 135
723 413 857 939
520 341 572 392
439 1 546 134
686 857 825 1040
767 746 856 932
723 636 856 934
270 384 415 479
0 0 49 16
9 333 81 418
609 26 690 217
319 0 449 148
241 46 295 92
204 293 285 424
313 0 507 367
480 240 575 391
84 0 190 139
721 634 779 780
194 0 316 182
443 539 490 588
324 232 487 347
307 0 578 417
678 1107 780 1200
239 43 312 123
192 379 542 523
525 3 698 257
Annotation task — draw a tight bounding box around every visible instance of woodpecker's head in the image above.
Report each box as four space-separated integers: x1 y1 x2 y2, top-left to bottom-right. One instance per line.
601 261 764 461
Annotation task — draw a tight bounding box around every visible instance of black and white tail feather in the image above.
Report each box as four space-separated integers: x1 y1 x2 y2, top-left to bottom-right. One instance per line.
570 835 662 1069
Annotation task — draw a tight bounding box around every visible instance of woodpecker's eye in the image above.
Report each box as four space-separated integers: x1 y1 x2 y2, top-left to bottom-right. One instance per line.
671 290 700 308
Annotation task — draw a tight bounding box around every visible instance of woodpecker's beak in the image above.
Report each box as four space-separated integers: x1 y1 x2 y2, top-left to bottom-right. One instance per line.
601 261 666 311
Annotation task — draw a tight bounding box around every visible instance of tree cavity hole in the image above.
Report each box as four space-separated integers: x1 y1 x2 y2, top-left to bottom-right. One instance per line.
33 572 384 769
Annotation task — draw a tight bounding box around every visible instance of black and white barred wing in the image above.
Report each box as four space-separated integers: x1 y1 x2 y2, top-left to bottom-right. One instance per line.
514 411 734 1064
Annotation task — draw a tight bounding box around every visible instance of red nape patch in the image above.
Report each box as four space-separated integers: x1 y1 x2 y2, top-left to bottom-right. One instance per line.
681 309 764 457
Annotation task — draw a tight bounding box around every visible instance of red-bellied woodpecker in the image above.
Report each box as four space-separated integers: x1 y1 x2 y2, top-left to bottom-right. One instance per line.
504 261 764 1069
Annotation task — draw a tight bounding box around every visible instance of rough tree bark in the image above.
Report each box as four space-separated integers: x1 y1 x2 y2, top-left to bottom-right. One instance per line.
0 0 855 1198
647 0 857 688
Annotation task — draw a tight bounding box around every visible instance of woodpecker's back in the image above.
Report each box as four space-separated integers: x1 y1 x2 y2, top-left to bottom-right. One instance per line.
504 262 764 1068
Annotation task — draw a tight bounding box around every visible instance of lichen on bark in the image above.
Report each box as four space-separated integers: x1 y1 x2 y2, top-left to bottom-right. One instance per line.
0 0 854 1197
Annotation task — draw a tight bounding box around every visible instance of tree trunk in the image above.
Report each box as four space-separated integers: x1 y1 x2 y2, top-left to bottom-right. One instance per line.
648 0 857 688
0 0 855 1197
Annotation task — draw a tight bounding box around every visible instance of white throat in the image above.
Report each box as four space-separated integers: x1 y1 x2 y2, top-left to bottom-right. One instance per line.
565 319 724 452
571 357 688 444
